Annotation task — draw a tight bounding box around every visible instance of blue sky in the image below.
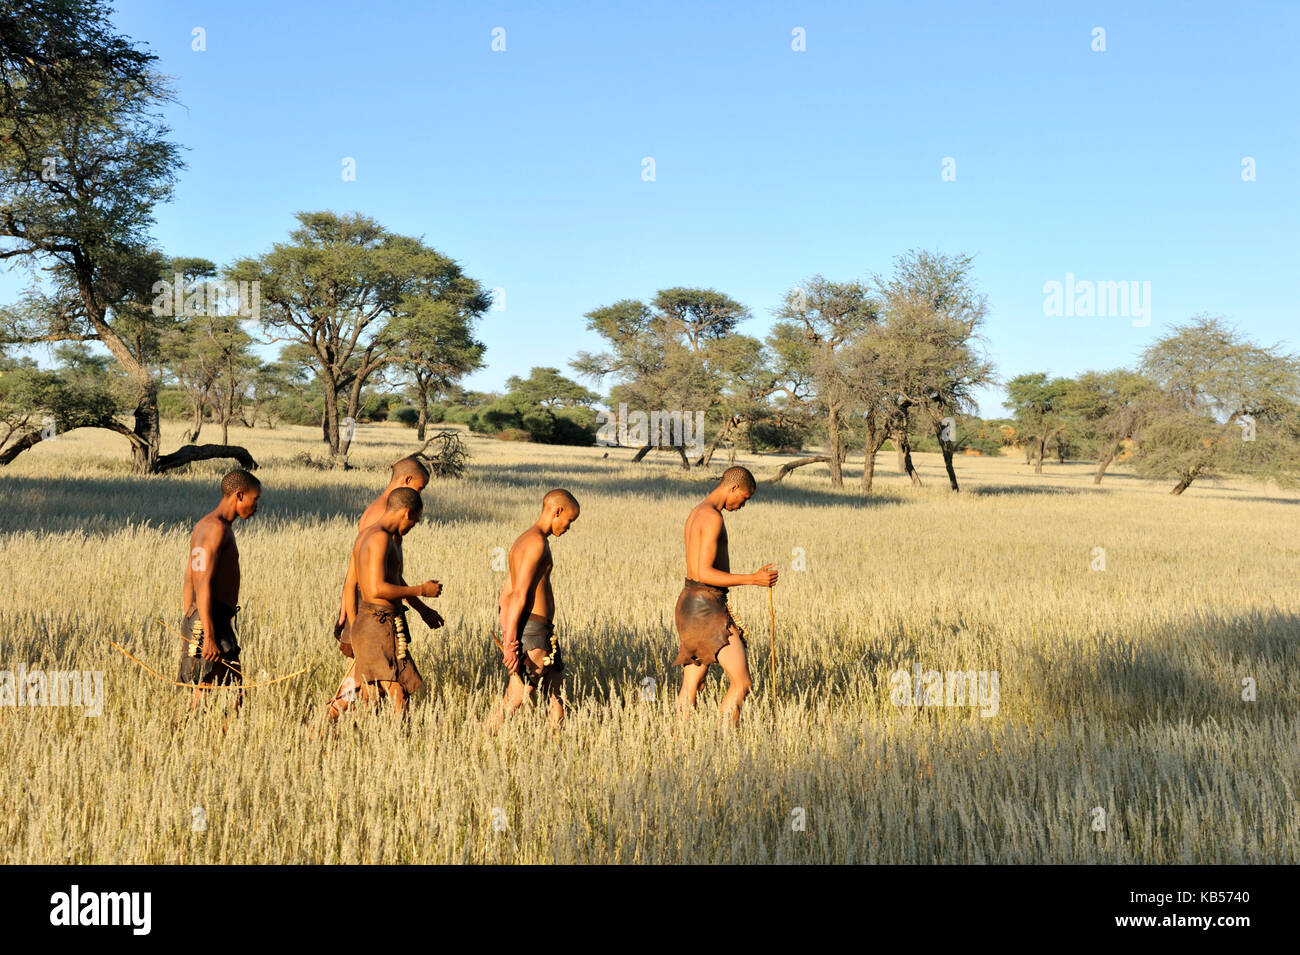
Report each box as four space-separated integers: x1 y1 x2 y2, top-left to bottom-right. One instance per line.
7 0 1298 416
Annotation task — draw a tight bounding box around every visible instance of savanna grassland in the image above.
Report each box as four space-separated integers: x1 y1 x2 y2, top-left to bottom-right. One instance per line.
1 422 1296 864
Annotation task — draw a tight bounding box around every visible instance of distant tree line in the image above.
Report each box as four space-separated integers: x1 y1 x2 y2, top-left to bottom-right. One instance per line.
3 1 1297 495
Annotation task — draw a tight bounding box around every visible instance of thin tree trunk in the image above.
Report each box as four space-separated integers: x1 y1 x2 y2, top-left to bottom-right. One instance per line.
631 443 652 462
694 418 733 467
827 403 843 488
1035 433 1046 474
942 447 959 491
899 431 922 487
416 379 429 442
1093 439 1121 484
187 398 203 444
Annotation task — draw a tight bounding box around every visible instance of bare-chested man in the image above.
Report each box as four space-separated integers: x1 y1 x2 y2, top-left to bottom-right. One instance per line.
674 466 777 725
178 469 262 710
487 488 580 730
332 487 440 719
326 457 443 717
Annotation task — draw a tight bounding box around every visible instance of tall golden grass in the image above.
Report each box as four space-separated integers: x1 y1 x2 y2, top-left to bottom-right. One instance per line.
1 422 1296 863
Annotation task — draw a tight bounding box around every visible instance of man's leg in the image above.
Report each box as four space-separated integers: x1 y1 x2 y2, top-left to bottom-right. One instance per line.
715 630 752 725
325 660 359 722
677 662 709 718
540 657 564 730
486 671 534 726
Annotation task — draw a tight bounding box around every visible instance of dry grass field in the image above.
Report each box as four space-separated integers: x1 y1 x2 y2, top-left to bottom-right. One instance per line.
1 422 1296 863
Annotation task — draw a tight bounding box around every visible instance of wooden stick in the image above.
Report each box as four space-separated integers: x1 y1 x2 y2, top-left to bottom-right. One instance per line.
768 585 776 700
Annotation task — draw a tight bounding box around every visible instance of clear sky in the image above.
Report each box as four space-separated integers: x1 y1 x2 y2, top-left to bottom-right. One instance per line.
7 0 1298 416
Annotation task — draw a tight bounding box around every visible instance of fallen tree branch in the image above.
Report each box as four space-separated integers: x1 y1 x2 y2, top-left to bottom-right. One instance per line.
153 444 258 473
764 455 831 484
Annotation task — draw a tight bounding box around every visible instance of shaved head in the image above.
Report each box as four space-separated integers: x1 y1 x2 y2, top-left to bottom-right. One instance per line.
221 469 261 497
543 488 580 515
392 456 430 484
386 486 423 514
719 466 756 494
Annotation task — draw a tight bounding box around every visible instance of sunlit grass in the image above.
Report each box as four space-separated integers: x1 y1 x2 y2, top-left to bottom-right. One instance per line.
1 422 1296 862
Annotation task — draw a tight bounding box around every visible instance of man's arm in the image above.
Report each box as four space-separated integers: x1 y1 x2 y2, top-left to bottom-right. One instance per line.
399 579 444 629
357 531 438 603
498 535 544 673
691 511 775 588
335 560 357 634
191 520 225 663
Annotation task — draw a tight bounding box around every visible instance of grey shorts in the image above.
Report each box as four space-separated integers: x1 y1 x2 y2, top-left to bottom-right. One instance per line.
518 615 563 687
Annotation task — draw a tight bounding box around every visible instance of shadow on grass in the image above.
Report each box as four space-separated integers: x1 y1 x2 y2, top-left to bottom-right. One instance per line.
966 484 1083 498
1027 608 1297 726
472 461 900 509
0 473 495 535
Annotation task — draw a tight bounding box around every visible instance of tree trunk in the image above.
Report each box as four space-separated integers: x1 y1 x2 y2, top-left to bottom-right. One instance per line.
895 435 905 473
631 443 652 463
1034 433 1046 475
339 377 365 467
416 379 429 442
861 446 877 495
1093 440 1121 484
186 399 203 445
827 403 843 488
0 429 44 466
322 375 342 463
899 431 922 487
130 384 162 474
942 447 959 491
694 418 733 467
675 445 689 470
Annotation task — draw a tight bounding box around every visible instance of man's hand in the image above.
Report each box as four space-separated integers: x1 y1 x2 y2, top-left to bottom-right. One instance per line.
201 633 221 663
502 635 520 674
752 564 779 588
333 617 345 641
416 605 444 630
418 580 442 598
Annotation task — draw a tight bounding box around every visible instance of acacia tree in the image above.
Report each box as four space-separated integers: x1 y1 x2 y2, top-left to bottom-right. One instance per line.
1136 316 1300 494
0 1 255 472
389 298 485 441
769 276 877 489
475 366 601 444
573 287 753 468
229 211 491 466
0 344 120 464
875 250 995 491
1061 368 1159 484
1005 372 1071 474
